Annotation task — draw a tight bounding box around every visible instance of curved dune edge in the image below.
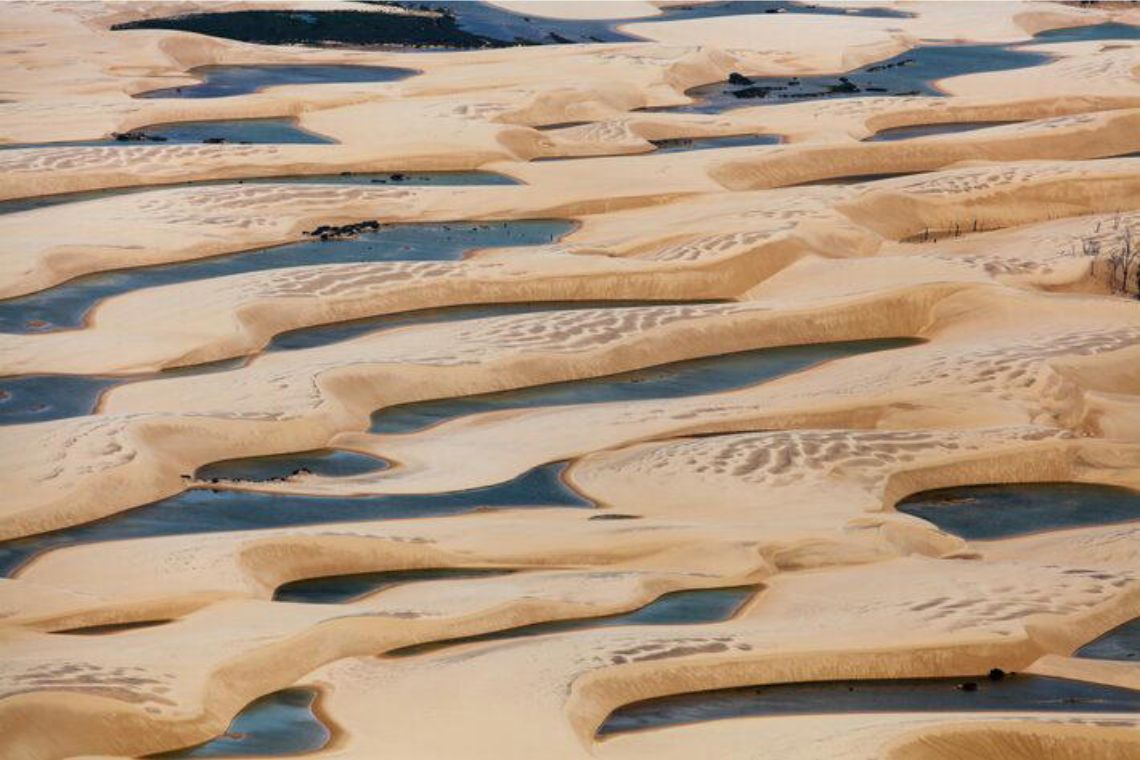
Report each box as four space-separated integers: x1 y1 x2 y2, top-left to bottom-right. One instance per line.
0 5 1134 209
2 3 1140 759
2 249 1139 543
5 265 1138 541
1 426 1136 756
319 283 1140 497
9 427 1137 610
3 520 1139 758
0 159 1135 537
596 715 1140 760
3 108 1139 302
0 0 1113 143
708 109 1140 191
2 157 1137 377
294 547 1140 759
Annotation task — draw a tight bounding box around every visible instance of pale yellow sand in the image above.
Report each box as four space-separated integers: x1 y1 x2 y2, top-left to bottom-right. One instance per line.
1 2 1139 759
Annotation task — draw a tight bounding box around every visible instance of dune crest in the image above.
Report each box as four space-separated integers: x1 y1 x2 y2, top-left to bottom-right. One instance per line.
1 2 1139 759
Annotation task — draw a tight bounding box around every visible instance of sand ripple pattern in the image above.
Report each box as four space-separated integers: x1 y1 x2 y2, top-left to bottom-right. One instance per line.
3 5 1140 760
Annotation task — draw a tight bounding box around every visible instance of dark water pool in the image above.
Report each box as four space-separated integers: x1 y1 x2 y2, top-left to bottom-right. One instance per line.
196 449 387 482
5 325 853 560
135 64 415 99
1 118 335 150
274 567 515 604
1 302 694 428
113 2 909 51
864 121 1015 142
641 22 1138 118
0 375 122 426
150 688 329 758
0 170 518 217
0 462 588 577
1076 618 1140 662
369 338 920 434
895 482 1140 541
391 586 755 656
0 358 244 428
130 118 334 144
650 134 781 153
1031 22 1139 43
599 674 1140 736
649 43 1052 115
0 219 573 333
54 619 171 636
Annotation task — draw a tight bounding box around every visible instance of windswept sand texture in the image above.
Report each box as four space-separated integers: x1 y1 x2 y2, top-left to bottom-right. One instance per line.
1 1 1139 759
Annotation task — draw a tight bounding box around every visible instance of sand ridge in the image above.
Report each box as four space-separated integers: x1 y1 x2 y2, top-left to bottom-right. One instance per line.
1 2 1139 759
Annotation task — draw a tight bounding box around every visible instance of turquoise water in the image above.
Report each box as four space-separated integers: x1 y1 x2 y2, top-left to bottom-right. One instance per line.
896 482 1140 540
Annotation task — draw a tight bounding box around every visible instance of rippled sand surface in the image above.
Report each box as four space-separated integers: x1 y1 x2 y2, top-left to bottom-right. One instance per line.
1 2 1139 759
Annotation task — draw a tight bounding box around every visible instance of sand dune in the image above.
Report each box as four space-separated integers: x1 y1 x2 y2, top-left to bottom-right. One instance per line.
1 2 1138 759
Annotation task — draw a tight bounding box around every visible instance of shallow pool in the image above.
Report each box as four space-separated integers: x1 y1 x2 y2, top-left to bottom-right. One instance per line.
369 339 921 434
391 586 756 656
0 461 588 577
1 118 335 150
1076 618 1140 662
0 170 518 217
274 568 515 604
150 688 329 758
0 219 574 333
895 482 1140 541
649 43 1052 115
600 674 1140 735
135 64 415 99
